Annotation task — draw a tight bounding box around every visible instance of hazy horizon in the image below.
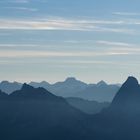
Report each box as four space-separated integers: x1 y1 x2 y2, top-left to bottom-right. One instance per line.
0 0 140 83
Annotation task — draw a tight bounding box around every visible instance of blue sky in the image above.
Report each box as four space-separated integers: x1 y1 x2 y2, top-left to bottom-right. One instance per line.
0 0 140 83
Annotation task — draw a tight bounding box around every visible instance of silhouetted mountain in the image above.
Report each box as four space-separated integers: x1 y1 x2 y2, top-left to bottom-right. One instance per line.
0 84 88 140
110 76 140 115
88 76 140 140
0 81 22 94
66 97 110 114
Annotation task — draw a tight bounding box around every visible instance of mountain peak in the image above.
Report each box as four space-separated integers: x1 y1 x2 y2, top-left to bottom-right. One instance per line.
124 76 139 86
111 76 140 111
65 77 77 82
21 83 34 91
97 80 107 86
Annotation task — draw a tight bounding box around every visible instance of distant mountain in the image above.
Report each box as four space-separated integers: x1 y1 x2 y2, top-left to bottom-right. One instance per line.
76 82 119 102
66 97 110 114
29 78 120 102
30 81 51 89
30 77 89 97
49 77 88 97
0 81 22 94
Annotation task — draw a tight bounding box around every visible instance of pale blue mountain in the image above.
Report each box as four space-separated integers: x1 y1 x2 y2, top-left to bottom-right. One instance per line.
30 77 88 97
76 81 120 102
29 78 120 102
0 81 22 94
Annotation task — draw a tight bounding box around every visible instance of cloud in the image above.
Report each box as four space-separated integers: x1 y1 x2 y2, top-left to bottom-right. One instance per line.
96 40 134 47
14 0 30 3
3 6 38 12
0 50 131 59
0 44 38 48
113 12 140 16
0 17 135 34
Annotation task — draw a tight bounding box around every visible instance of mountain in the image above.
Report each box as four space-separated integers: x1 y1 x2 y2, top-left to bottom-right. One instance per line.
0 81 22 94
66 97 110 114
0 78 120 102
1 77 140 140
29 77 88 97
88 76 140 140
29 78 119 102
30 81 51 89
76 82 119 102
110 76 140 115
46 77 88 97
0 84 88 140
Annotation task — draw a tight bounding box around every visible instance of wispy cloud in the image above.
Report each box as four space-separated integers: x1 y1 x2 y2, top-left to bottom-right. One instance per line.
0 44 38 48
3 6 38 12
113 12 140 16
96 40 134 47
0 17 135 34
0 50 131 58
0 0 30 4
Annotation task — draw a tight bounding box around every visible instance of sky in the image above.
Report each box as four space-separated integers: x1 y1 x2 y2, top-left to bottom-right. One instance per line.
0 0 140 83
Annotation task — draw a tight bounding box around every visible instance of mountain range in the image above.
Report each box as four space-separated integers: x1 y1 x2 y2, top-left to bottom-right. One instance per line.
0 76 140 139
0 76 140 140
0 77 120 102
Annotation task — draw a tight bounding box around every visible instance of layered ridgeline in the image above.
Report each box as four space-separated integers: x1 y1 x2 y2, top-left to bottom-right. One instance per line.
30 78 120 102
0 77 120 102
0 77 140 140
